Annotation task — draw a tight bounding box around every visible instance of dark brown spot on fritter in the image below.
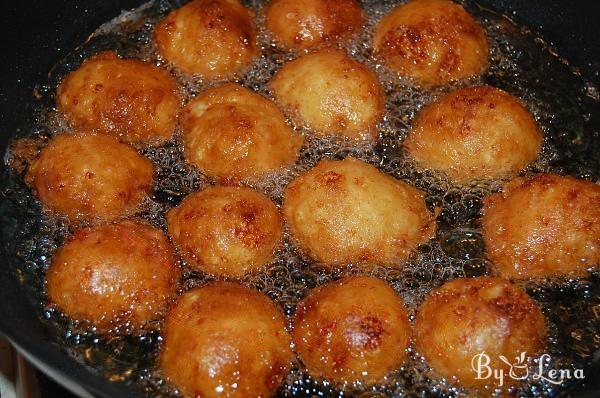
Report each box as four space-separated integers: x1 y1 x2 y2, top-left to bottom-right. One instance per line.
318 170 343 186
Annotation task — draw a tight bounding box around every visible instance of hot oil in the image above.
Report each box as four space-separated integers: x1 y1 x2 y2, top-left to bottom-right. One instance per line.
0 0 598 396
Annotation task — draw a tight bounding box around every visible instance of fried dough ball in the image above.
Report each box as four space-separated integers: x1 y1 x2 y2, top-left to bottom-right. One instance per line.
269 49 384 141
46 221 180 332
414 277 547 389
482 174 600 279
180 83 303 182
57 51 180 145
373 0 488 86
159 282 293 398
265 0 365 50
26 133 153 222
167 186 282 277
283 157 435 266
154 0 258 78
404 86 542 182
293 276 411 384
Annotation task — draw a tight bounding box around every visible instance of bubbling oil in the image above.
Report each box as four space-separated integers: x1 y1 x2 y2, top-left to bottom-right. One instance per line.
0 0 599 397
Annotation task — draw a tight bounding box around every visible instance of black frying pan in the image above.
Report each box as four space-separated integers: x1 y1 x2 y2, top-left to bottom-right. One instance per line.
0 1 599 397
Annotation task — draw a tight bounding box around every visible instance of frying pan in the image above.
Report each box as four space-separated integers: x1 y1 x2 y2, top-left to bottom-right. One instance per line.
0 0 598 397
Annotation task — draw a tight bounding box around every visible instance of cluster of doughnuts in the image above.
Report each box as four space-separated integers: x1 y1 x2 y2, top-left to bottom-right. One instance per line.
157 275 547 396
19 0 599 396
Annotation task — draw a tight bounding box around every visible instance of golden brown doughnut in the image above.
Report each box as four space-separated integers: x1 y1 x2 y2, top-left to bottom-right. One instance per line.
46 221 180 332
414 277 547 389
404 86 542 181
293 275 411 384
180 83 303 182
283 157 435 266
167 186 282 277
159 282 293 397
154 0 258 78
265 0 365 50
374 0 488 86
57 51 181 145
269 49 384 141
482 174 600 279
26 133 153 222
